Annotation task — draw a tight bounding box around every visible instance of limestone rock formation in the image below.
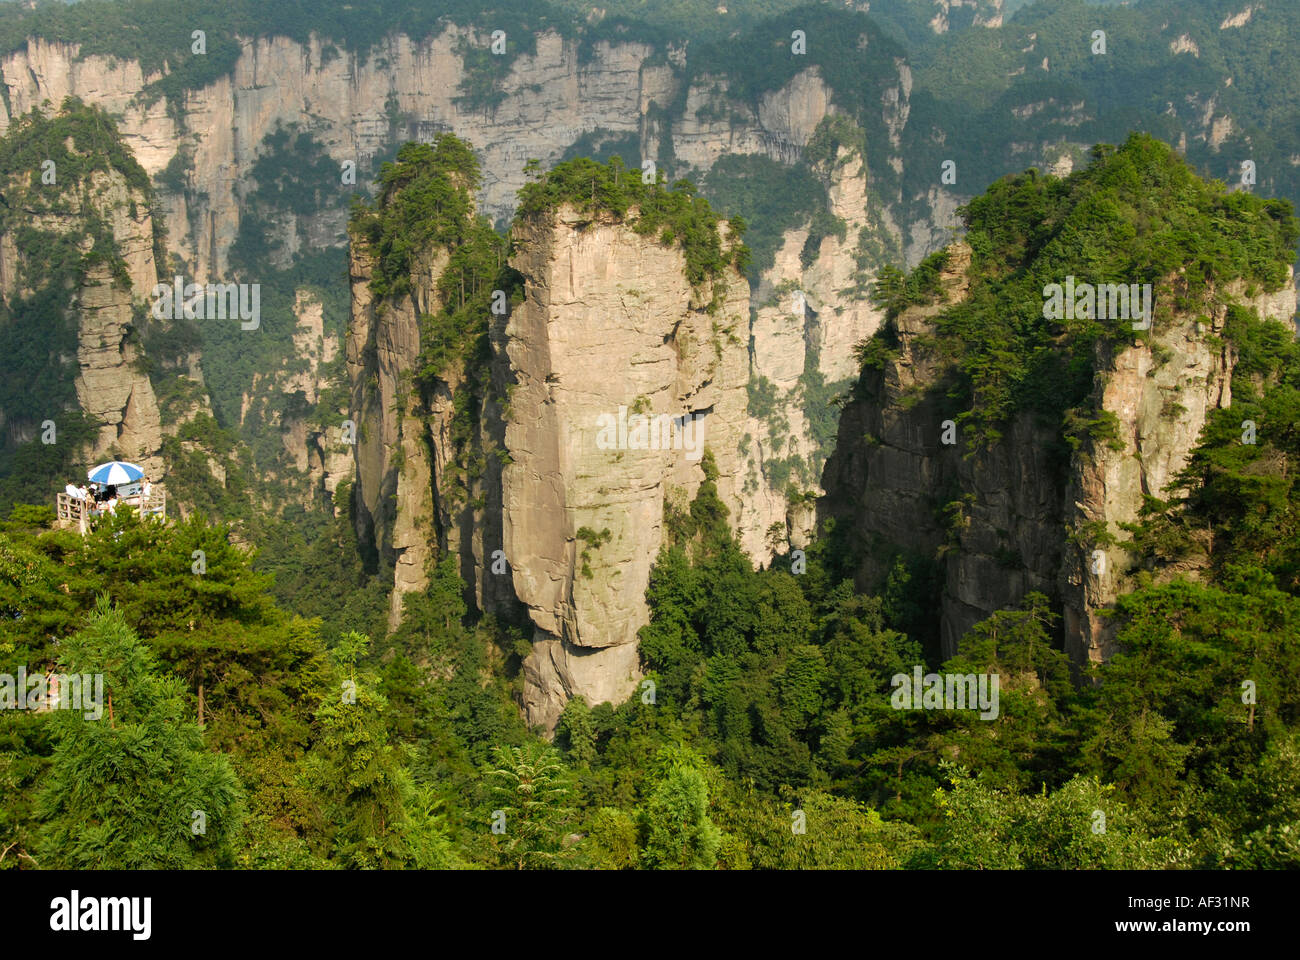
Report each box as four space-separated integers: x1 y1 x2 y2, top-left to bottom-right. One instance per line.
346 190 752 730
738 139 890 561
0 34 890 280
1061 268 1297 663
502 205 751 729
822 240 1298 665
239 290 349 509
0 158 165 474
346 244 447 629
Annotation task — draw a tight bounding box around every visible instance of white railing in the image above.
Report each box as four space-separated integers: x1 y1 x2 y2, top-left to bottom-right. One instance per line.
56 485 167 533
134 488 167 519
55 492 89 533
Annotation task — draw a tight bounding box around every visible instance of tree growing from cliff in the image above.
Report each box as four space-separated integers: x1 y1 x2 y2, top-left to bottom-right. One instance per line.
516 155 750 293
350 135 485 300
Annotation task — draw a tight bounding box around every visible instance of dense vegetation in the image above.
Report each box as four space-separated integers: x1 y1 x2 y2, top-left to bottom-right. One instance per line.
2 1 1300 872
7 348 1299 868
517 154 750 301
861 134 1298 452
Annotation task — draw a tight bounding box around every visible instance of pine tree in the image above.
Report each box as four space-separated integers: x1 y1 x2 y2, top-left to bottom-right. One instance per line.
486 741 576 869
639 745 723 870
36 596 244 868
300 631 455 869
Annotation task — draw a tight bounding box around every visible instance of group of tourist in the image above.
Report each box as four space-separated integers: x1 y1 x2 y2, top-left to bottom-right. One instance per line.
64 476 153 517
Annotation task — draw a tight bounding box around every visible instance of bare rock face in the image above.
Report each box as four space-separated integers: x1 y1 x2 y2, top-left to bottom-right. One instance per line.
503 206 750 730
239 289 345 504
904 185 963 268
74 260 163 474
0 160 165 473
345 199 751 730
821 242 980 657
72 173 163 470
0 33 891 282
807 148 889 382
346 244 447 629
739 139 890 562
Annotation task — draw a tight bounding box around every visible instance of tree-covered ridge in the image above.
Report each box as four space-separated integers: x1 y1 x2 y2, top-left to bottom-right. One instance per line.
516 155 750 294
899 0 1300 218
862 133 1298 449
0 97 152 199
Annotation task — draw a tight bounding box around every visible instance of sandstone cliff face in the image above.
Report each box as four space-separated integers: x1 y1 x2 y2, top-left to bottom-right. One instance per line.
346 243 446 628
239 290 348 509
738 142 892 560
823 245 1299 664
0 32 912 557
0 34 892 281
346 229 517 634
0 162 164 473
503 206 751 729
1061 268 1298 664
345 200 753 729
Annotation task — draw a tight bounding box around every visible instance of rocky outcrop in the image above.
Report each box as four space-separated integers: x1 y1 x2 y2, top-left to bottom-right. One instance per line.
239 289 349 509
503 206 751 729
0 158 165 474
738 138 890 560
346 243 446 628
1062 268 1297 663
822 242 1299 664
74 257 164 475
927 0 1007 34
345 196 753 729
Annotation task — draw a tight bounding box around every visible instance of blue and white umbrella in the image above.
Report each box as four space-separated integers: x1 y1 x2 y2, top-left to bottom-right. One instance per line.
87 461 144 485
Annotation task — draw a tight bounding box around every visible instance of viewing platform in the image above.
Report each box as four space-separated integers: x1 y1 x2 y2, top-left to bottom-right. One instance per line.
56 486 167 534
54 460 167 535
56 486 167 533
